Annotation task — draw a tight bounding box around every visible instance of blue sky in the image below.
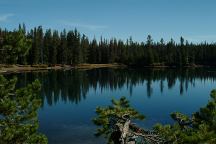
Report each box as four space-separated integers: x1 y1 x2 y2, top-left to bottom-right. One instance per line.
0 0 216 43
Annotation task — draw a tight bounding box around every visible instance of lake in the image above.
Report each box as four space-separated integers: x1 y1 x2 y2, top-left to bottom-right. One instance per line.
6 68 216 144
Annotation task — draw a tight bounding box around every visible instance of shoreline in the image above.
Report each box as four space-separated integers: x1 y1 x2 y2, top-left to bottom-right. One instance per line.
0 64 126 74
0 64 216 74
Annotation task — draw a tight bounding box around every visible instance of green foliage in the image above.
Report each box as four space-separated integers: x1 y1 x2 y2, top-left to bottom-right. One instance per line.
154 89 216 144
93 97 145 141
1 27 31 64
93 89 216 144
2 24 216 66
0 75 48 144
50 30 59 65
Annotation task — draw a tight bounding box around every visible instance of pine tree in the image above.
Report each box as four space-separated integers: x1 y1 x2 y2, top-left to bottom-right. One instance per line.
50 30 59 65
89 38 97 63
0 75 48 144
67 31 74 65
73 29 81 64
37 26 44 64
154 89 216 143
80 34 89 63
146 35 154 65
59 29 68 64
43 29 52 64
31 27 40 64
93 97 145 143
2 28 31 64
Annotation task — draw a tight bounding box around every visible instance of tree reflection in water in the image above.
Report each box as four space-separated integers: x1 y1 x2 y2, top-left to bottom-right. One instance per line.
7 68 216 106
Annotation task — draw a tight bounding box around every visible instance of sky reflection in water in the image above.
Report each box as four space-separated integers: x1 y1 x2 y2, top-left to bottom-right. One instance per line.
10 68 216 144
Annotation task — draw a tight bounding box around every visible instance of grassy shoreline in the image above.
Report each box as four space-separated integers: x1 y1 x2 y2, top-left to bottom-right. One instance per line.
0 64 126 74
0 63 215 74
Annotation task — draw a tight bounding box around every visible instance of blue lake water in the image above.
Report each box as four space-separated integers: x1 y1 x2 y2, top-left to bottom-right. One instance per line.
7 68 216 144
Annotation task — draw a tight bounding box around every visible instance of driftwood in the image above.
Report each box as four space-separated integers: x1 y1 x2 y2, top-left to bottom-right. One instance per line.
118 115 131 144
109 115 165 144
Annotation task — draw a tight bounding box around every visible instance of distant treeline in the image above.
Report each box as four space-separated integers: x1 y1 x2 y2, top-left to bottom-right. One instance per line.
1 24 216 66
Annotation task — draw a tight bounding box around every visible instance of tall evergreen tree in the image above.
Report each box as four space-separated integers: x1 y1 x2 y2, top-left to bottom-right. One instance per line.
59 29 68 64
80 34 89 63
146 35 154 65
2 28 31 64
67 31 74 65
31 27 40 64
37 26 44 64
73 29 81 64
89 38 97 63
43 29 52 64
50 30 59 65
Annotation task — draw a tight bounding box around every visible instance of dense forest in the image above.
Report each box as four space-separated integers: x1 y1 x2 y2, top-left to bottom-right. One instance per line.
1 24 216 66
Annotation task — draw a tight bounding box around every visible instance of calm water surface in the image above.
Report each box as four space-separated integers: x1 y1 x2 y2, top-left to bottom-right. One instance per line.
7 68 216 144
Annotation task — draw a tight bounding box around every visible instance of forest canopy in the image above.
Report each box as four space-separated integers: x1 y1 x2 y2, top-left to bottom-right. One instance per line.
1 24 216 66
